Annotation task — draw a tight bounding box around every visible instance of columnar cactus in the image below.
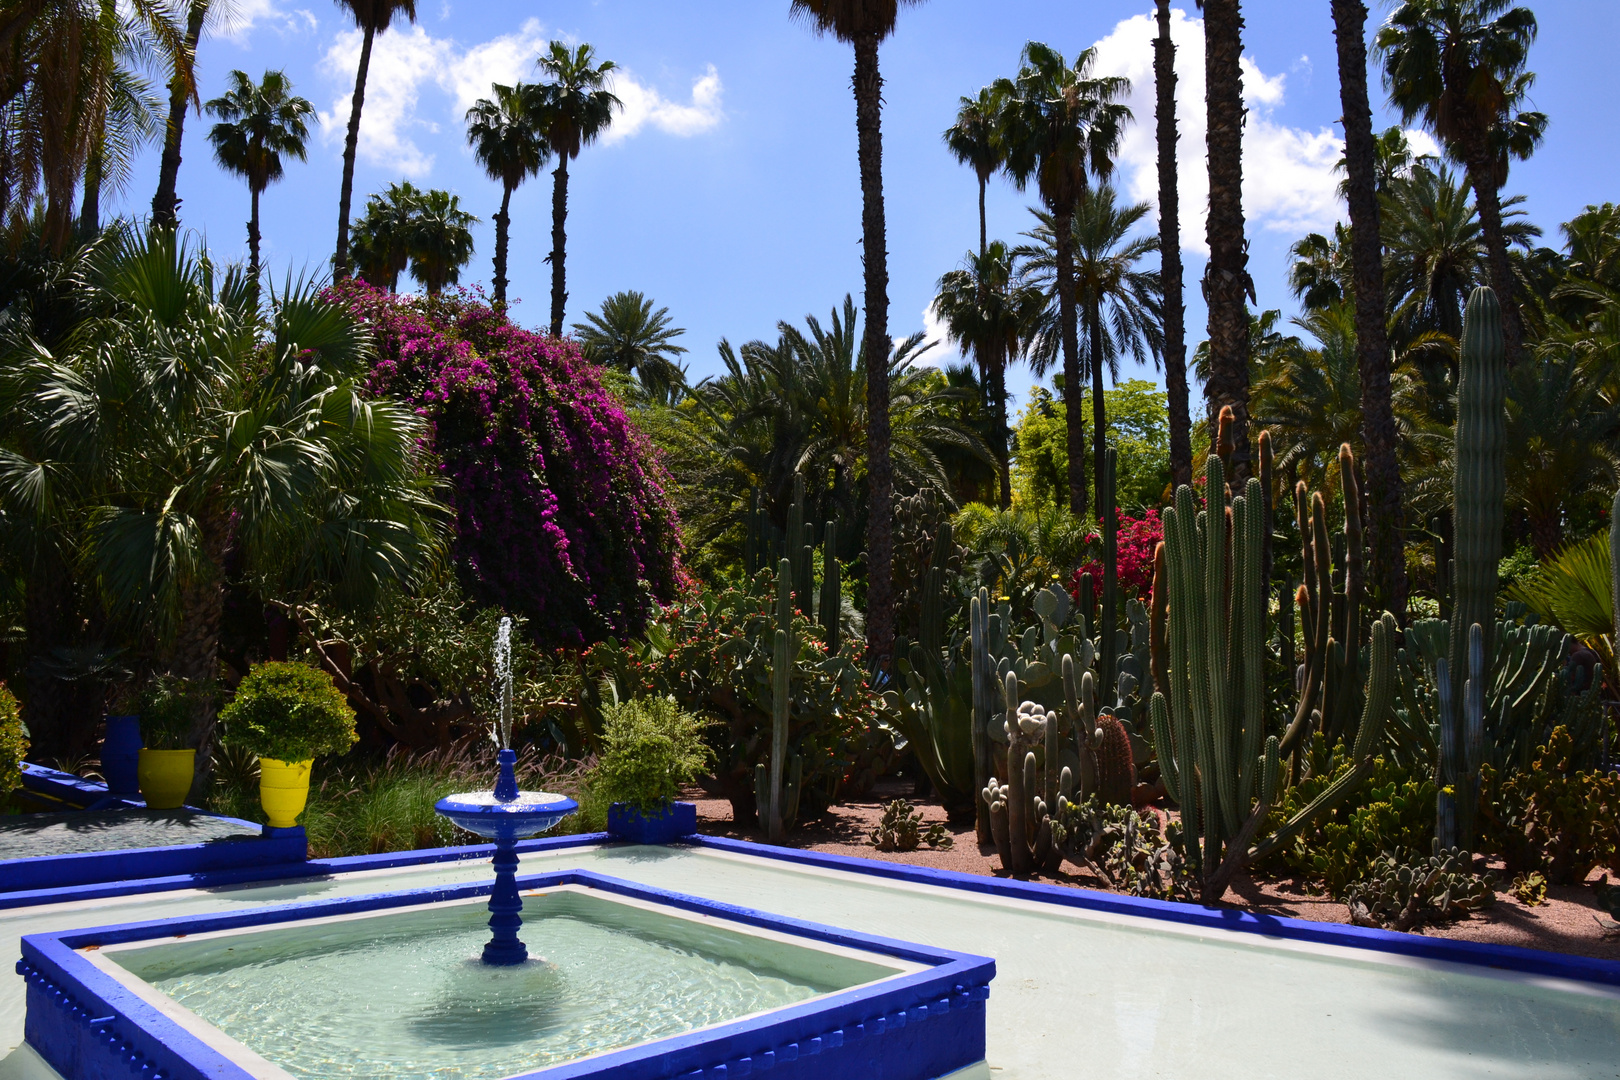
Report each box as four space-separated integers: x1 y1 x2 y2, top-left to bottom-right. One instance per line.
819 519 840 654
1100 446 1120 702
766 557 794 841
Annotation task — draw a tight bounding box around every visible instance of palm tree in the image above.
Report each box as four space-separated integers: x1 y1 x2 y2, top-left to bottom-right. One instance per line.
572 291 689 404
533 41 620 337
332 0 419 280
349 182 420 291
943 86 1004 261
789 0 926 669
1020 188 1163 513
996 41 1131 518
1332 0 1406 617
1288 225 1354 311
932 240 1045 506
1378 0 1547 370
1154 0 1193 489
1196 0 1254 475
405 188 476 296
1504 353 1619 557
205 69 314 285
465 82 549 306
151 0 212 228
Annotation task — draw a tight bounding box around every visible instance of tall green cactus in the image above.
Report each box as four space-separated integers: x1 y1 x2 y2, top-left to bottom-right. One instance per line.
969 587 996 844
766 557 794 841
1450 286 1507 706
820 519 841 653
1100 446 1119 702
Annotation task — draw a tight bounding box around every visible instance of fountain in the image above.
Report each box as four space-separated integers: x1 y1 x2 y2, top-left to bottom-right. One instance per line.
433 617 577 965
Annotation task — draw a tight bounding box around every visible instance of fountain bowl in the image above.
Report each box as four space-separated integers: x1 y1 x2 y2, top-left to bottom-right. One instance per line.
434 790 579 842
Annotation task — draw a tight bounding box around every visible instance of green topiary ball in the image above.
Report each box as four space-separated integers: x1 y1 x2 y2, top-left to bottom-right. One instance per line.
220 662 358 763
0 682 27 799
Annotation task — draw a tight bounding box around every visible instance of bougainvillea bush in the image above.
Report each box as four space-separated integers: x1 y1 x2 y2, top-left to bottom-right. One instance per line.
338 283 679 650
1069 508 1164 603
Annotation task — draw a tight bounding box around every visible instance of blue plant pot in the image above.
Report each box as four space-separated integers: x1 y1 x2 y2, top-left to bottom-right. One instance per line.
607 800 698 845
100 715 142 795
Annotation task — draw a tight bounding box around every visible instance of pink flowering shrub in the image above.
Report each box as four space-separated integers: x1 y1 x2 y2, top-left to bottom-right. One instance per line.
336 282 679 649
1070 508 1164 602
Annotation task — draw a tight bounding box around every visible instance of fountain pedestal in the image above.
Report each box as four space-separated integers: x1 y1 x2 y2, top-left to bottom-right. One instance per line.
434 749 577 965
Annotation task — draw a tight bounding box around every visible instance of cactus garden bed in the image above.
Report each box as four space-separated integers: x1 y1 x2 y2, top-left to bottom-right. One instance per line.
686 779 1620 963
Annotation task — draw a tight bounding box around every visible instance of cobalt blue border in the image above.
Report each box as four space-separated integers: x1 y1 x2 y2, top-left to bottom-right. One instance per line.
690 835 1620 990
19 869 993 1080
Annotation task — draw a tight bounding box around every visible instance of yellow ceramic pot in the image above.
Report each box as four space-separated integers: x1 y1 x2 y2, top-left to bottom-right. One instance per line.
259 757 314 828
137 748 195 810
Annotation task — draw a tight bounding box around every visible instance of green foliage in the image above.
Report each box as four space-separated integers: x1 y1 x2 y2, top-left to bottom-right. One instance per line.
0 683 26 800
136 677 211 750
1052 796 1189 900
1265 736 1437 897
1481 726 1620 885
1508 531 1615 691
1343 843 1496 931
220 662 358 763
1011 381 1170 512
869 799 953 852
589 697 709 815
1496 544 1541 594
1511 871 1547 906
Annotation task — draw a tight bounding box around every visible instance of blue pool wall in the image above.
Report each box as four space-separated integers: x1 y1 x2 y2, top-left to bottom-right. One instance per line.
19 869 994 1080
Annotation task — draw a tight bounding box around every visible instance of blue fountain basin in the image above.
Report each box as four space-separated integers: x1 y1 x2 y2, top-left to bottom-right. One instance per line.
434 791 578 841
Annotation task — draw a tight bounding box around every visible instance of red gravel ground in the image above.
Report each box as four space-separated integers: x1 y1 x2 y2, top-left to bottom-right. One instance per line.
688 777 1620 963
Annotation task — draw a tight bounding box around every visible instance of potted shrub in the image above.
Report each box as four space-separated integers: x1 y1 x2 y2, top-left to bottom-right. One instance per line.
220 662 357 829
591 697 709 844
135 679 204 810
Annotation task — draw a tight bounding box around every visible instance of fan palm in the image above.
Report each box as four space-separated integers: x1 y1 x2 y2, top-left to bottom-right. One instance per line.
465 82 549 306
572 291 688 405
332 0 419 279
404 188 476 296
1287 225 1354 311
932 240 1045 507
942 85 1004 261
532 41 620 337
205 69 314 285
995 41 1131 517
789 0 926 669
1378 0 1547 369
349 181 420 291
150 0 215 228
1507 533 1616 693
1019 187 1163 518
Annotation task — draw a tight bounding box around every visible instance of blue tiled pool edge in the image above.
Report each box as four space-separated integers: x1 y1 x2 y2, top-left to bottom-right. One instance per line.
18 869 993 1080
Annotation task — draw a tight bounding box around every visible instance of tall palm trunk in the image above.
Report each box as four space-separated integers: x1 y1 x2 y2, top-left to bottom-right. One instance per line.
1332 0 1407 620
1462 152 1527 369
1155 0 1192 489
1200 0 1252 478
549 155 569 335
77 141 101 237
991 340 1011 508
975 174 987 262
1087 295 1108 517
492 180 514 305
151 0 206 228
333 21 377 281
247 184 262 282
1054 210 1088 518
852 29 895 670
174 524 230 803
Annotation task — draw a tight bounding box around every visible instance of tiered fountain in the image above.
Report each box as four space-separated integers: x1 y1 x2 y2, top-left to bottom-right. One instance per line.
434 617 577 964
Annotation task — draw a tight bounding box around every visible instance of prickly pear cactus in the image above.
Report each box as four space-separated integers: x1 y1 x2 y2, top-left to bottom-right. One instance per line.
1343 841 1496 931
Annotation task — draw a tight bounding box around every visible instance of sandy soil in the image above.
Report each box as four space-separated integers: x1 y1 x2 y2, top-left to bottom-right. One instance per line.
687 777 1620 963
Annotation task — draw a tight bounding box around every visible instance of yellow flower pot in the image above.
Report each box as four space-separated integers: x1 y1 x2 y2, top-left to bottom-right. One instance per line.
137 748 195 810
259 757 314 828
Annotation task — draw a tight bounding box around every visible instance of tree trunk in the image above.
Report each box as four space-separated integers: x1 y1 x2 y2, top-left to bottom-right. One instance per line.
77 141 100 238
1332 0 1407 622
492 180 513 306
1464 153 1528 370
976 173 987 262
173 526 231 804
1156 0 1193 490
247 184 262 283
549 155 570 336
1201 0 1253 478
1089 296 1109 514
992 340 1011 508
151 0 206 229
1054 208 1088 518
333 21 376 281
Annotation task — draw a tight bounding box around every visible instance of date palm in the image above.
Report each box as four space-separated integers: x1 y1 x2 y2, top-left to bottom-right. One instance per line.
573 290 689 405
533 41 620 337
1020 187 1163 513
332 0 419 280
790 0 925 670
995 41 1131 518
466 82 549 306
1153 0 1193 488
349 181 420 291
205 69 314 285
1378 0 1547 369
943 86 1004 261
405 188 476 296
933 240 1045 507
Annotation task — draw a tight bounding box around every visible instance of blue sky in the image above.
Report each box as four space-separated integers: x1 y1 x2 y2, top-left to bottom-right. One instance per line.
121 0 1620 406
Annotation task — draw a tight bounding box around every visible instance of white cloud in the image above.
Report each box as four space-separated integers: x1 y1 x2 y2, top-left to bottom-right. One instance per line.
604 65 725 144
216 0 317 42
1089 8 1427 254
905 304 963 369
318 20 723 175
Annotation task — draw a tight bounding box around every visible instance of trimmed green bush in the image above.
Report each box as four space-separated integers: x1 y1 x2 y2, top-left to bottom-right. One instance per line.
220 662 358 762
589 697 709 815
1 683 27 800
136 678 210 750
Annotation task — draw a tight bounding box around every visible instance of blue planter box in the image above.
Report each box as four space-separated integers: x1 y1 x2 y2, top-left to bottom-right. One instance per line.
608 800 698 844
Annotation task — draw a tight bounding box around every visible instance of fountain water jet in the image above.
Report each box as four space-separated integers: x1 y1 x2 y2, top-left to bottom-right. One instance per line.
434 617 577 965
